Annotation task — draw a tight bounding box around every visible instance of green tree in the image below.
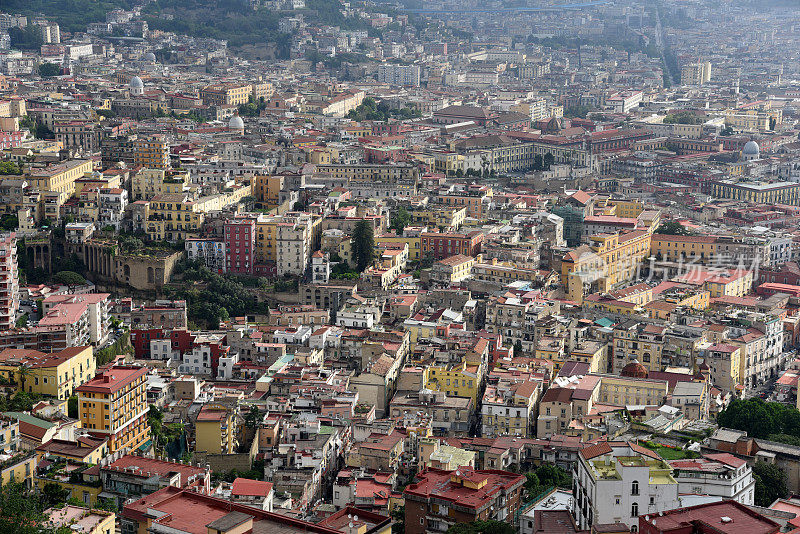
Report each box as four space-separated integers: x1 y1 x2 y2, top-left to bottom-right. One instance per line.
656 221 693 236
67 395 78 418
543 152 555 170
352 220 375 272
148 404 164 449
54 270 86 286
391 208 411 234
18 363 31 393
753 461 787 507
8 26 43 50
42 482 70 507
244 405 261 429
0 161 22 175
38 62 61 77
0 482 47 534
391 505 405 534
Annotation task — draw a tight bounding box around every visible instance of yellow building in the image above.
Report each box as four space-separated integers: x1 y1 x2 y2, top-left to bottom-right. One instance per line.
536 336 567 372
562 230 652 303
376 231 422 262
146 192 205 242
423 360 481 402
255 214 280 263
0 451 37 486
195 404 236 454
612 321 666 374
706 344 741 394
253 175 284 209
417 437 476 470
570 341 608 374
472 259 542 286
200 83 253 106
27 159 94 197
710 180 800 206
440 187 493 218
76 366 150 453
607 198 645 218
675 268 753 298
411 206 466 230
596 374 669 406
430 254 475 285
650 234 717 263
132 168 188 201
0 346 95 400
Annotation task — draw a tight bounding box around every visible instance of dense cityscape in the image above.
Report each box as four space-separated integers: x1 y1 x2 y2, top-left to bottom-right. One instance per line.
0 0 800 533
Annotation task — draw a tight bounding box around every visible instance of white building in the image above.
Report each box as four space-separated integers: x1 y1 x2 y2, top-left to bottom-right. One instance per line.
150 338 179 361
377 63 421 87
311 250 330 284
99 187 128 230
277 213 312 277
0 232 20 330
336 304 378 329
573 441 680 531
668 453 754 505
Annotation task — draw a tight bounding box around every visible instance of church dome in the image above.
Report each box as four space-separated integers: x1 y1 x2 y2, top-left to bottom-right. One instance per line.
621 360 649 379
743 140 760 155
229 115 244 130
143 52 156 62
129 76 144 89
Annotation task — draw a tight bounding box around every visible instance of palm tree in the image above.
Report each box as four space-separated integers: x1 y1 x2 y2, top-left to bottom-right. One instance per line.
18 364 30 393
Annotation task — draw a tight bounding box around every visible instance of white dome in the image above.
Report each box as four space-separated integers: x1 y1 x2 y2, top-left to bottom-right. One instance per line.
229 115 244 130
143 52 156 62
129 76 144 89
743 140 760 155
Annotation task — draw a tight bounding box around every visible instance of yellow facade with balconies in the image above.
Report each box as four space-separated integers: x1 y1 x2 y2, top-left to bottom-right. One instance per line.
76 367 150 453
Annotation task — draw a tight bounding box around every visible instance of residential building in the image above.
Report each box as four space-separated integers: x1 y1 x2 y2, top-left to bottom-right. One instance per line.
0 232 20 330
669 453 754 504
404 467 525 534
573 441 680 531
76 366 150 453
0 345 95 400
195 403 236 454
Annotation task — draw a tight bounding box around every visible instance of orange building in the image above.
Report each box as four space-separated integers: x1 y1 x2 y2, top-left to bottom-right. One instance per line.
76 366 150 453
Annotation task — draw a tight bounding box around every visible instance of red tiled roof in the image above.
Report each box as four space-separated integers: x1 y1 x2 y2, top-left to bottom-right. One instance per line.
231 477 273 497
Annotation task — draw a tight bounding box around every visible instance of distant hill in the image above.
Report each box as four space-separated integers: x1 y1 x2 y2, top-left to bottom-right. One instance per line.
3 0 383 56
2 0 134 33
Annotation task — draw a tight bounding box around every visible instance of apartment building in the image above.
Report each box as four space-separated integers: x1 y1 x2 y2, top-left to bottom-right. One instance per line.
277 213 313 276
562 230 652 303
26 159 94 198
195 404 236 454
421 230 484 260
200 83 253 106
573 441 680 531
0 345 95 400
224 217 256 275
404 467 525 534
76 366 150 453
0 232 19 330
669 453 754 504
377 63 421 87
41 293 111 346
481 376 542 438
612 320 666 375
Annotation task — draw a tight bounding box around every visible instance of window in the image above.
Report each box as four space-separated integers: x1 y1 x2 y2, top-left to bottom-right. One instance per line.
631 480 639 496
631 502 638 517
